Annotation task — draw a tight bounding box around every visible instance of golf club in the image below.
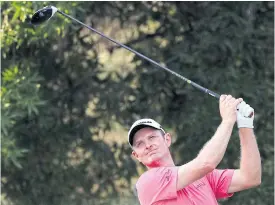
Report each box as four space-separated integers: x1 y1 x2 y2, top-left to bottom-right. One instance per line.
30 6 253 117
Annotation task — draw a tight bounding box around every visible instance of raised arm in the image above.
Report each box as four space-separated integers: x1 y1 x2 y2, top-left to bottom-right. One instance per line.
228 104 261 193
177 95 243 190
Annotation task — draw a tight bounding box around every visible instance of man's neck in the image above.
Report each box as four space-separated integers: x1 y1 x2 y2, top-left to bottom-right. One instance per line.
146 157 175 169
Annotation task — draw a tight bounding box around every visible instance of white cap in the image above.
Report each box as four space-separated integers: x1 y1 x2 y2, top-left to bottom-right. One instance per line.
128 118 165 146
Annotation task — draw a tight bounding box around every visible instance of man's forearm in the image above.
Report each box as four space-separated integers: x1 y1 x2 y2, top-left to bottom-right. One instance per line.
239 128 261 184
197 121 234 167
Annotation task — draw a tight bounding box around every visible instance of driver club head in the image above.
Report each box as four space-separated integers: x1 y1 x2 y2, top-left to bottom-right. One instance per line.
31 6 58 25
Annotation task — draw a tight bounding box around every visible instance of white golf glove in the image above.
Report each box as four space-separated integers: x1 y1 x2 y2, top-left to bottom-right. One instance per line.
237 101 254 129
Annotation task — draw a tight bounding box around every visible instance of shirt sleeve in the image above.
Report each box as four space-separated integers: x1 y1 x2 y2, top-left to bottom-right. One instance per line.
136 166 179 205
206 169 235 199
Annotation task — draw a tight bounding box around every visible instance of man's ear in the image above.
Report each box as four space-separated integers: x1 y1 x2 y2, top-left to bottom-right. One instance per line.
164 133 172 147
132 151 143 163
132 150 140 161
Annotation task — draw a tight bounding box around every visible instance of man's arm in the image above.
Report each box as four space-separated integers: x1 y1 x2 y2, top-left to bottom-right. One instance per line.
228 128 261 193
228 103 261 193
177 122 234 190
176 95 242 190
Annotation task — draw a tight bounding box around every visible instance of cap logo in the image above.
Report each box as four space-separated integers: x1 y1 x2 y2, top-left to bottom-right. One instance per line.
138 121 152 124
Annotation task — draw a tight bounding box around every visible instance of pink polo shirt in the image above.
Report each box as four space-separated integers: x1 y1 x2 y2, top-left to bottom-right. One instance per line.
136 167 234 205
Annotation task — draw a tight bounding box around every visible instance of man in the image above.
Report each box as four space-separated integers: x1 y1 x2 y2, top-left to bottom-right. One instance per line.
128 95 261 205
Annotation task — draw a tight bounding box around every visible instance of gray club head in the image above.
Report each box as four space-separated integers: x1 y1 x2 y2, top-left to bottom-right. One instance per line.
31 6 58 25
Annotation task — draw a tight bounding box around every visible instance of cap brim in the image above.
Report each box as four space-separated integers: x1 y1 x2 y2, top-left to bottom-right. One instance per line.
129 124 164 146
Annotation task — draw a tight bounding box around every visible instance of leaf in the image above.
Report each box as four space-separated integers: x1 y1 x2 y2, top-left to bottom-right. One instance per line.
11 157 23 169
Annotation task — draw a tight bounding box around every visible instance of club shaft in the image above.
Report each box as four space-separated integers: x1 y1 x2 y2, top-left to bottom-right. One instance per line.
57 10 220 99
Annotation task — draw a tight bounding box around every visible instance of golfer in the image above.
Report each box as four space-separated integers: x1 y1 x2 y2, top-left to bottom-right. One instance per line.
128 95 261 205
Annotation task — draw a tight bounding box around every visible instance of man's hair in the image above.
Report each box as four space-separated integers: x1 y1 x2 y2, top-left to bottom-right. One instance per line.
160 130 165 137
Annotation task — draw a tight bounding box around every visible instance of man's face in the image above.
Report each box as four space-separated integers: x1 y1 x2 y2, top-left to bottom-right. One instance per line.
131 127 172 167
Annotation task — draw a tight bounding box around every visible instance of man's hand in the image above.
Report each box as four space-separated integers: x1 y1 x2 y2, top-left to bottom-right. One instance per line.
237 102 254 129
219 95 243 124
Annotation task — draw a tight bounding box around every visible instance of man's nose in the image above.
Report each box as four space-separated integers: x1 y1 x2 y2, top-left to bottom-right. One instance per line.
145 141 153 149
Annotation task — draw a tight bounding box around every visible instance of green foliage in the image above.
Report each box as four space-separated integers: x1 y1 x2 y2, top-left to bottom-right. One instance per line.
1 1 273 205
1 65 44 169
